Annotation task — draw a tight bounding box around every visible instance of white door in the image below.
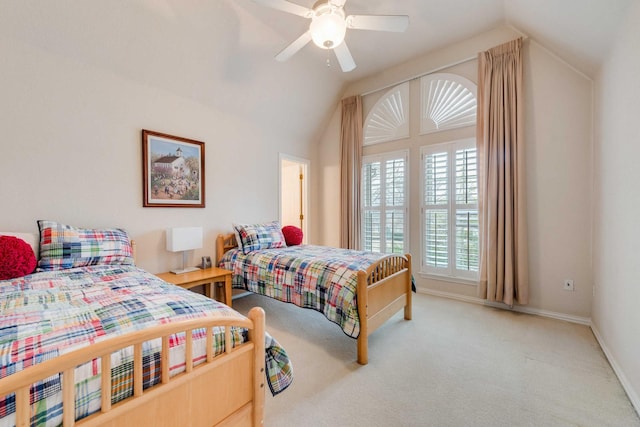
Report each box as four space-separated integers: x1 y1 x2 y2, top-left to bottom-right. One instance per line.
279 154 309 243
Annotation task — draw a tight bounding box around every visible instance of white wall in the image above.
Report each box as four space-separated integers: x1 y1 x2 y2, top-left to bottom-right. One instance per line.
312 106 343 248
314 25 594 319
593 1 640 411
523 40 593 318
0 36 312 273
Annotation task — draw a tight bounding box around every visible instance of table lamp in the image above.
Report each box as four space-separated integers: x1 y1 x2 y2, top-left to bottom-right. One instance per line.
166 226 203 274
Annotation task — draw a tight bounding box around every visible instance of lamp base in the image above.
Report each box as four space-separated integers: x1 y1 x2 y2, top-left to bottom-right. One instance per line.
170 266 201 274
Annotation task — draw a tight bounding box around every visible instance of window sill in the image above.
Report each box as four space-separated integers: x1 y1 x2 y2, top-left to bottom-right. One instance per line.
419 272 478 287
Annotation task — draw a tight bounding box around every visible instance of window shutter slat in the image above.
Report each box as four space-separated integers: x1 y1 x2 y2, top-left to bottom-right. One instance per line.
455 210 479 271
385 158 405 207
364 210 381 252
363 162 381 208
385 209 405 254
455 148 478 204
424 152 448 205
424 209 448 268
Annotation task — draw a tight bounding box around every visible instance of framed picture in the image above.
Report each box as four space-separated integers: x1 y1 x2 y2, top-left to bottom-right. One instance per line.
142 129 205 208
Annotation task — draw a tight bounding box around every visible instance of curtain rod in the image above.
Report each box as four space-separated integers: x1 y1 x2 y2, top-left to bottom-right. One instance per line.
361 54 477 97
361 33 530 97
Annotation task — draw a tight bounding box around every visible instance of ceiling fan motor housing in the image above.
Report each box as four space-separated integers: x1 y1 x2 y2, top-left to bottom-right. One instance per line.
310 2 346 49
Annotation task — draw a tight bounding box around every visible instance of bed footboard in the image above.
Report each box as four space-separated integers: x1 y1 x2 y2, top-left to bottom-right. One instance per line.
0 308 266 427
357 254 412 365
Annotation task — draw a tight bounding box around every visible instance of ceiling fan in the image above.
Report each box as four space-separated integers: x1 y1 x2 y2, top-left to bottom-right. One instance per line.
253 0 409 72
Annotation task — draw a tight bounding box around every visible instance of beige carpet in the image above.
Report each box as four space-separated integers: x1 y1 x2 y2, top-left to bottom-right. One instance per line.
232 293 640 427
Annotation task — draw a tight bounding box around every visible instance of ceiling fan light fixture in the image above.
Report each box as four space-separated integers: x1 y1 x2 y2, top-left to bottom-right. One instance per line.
310 7 346 49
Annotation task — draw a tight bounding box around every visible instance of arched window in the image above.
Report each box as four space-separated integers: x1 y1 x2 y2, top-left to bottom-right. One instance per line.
363 82 409 146
420 73 477 134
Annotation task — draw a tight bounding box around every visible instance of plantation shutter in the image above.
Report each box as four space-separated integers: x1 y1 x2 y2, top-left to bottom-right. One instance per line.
362 151 408 254
422 139 479 279
363 161 382 252
384 157 406 254
455 148 479 273
423 151 449 269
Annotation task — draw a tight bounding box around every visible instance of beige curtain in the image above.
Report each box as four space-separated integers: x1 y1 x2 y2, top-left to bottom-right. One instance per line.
477 38 529 306
340 95 363 249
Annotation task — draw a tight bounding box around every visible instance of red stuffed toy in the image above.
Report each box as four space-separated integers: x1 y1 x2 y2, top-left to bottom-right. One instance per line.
0 235 37 280
281 225 303 246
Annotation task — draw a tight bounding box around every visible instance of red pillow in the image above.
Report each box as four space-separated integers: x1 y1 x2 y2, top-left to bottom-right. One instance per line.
0 235 37 280
281 226 303 246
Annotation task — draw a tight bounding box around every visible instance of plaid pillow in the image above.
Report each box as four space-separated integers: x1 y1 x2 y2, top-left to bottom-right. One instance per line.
37 220 134 271
233 221 287 254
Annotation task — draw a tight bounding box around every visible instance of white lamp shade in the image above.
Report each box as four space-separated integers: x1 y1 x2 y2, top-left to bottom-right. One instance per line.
166 227 203 252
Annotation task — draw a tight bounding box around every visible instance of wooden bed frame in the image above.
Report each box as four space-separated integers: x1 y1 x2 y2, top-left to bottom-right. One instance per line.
0 241 268 427
216 233 412 365
0 308 266 427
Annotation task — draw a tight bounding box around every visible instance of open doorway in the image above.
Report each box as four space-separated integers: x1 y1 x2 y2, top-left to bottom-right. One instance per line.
279 154 309 244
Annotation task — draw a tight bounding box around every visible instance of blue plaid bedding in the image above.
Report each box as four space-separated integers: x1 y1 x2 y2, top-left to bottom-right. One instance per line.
218 245 389 338
0 265 292 427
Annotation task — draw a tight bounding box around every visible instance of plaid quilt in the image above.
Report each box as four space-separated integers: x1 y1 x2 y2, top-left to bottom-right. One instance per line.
0 265 292 427
218 245 389 338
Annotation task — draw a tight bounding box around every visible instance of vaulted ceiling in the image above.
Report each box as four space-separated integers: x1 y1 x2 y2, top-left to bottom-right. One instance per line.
0 0 633 143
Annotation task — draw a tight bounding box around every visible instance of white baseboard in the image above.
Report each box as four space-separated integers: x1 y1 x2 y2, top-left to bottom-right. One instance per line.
418 287 639 416
417 288 591 325
590 324 640 416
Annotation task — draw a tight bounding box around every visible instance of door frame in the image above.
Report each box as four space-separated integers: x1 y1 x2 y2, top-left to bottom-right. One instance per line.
278 153 310 243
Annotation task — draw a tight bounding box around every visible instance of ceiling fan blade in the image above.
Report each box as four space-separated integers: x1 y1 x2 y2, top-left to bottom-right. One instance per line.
252 0 313 18
334 42 356 72
347 15 409 32
329 0 347 7
275 31 312 62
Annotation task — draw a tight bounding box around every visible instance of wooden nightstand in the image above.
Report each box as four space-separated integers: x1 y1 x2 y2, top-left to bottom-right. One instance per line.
157 267 233 307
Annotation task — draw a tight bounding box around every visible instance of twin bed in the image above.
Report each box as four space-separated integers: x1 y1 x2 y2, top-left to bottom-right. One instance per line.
0 223 292 427
216 224 413 365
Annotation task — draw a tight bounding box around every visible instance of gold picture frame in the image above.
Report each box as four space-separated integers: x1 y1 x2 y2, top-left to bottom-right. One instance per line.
142 129 205 208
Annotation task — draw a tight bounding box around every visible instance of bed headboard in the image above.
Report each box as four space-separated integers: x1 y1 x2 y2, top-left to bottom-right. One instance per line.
216 233 238 264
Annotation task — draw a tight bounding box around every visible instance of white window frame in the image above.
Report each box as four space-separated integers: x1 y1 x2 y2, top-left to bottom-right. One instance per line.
361 150 409 254
420 138 478 284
